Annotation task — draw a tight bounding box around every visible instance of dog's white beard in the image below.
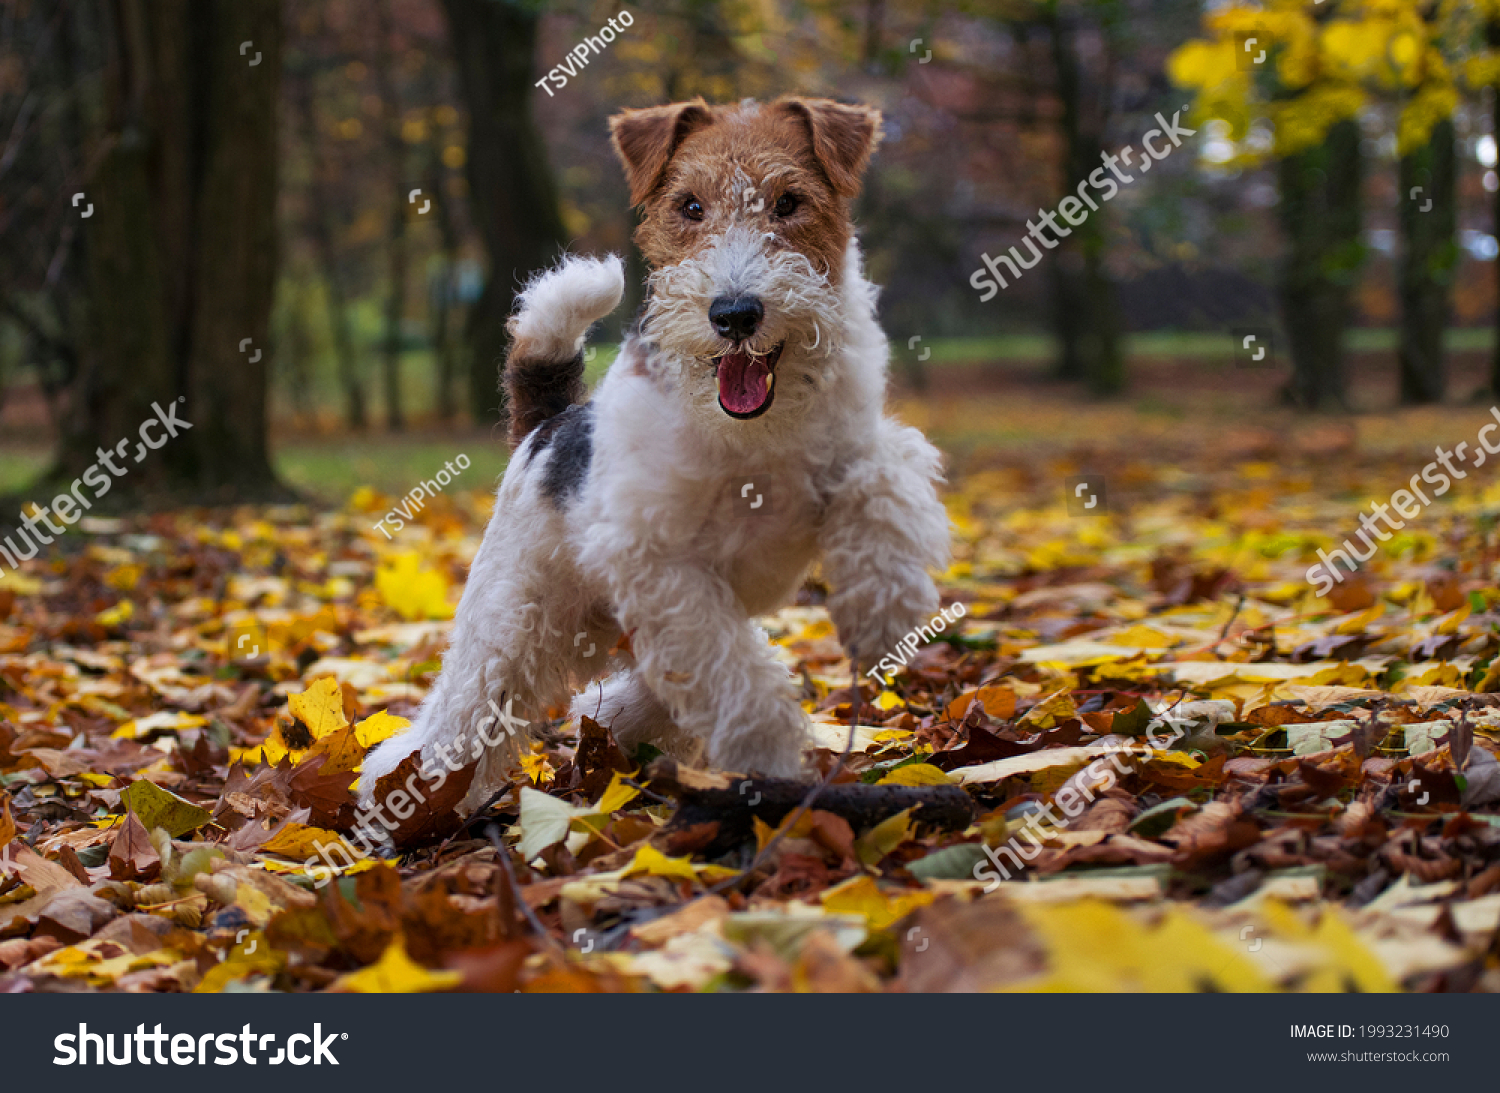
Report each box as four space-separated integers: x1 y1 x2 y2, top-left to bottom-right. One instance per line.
642 227 844 413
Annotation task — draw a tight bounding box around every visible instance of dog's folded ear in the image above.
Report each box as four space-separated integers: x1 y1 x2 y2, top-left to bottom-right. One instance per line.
775 97 883 198
609 99 715 206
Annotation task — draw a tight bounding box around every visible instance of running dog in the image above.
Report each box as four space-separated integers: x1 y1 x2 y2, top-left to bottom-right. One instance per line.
361 96 951 811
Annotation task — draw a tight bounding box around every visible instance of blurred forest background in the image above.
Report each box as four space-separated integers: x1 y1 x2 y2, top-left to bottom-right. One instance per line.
3 0 1500 504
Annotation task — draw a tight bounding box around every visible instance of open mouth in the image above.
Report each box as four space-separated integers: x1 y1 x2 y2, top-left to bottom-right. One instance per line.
714 342 784 419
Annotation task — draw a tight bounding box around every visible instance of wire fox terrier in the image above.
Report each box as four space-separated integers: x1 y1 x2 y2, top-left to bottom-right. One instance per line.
361 97 952 811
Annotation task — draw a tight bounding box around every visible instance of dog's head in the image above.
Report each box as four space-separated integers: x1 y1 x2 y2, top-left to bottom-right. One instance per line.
609 97 881 424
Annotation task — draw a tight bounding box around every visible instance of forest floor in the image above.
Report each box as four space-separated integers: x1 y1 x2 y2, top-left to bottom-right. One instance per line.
4 360 1500 991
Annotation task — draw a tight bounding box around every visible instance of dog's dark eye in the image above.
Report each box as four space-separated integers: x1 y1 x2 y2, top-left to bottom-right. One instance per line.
681 196 704 221
773 193 799 217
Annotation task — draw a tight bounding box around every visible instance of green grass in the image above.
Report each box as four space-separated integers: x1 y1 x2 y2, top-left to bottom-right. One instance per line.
275 437 512 503
0 437 512 508
3 326 1495 506
920 328 1497 365
0 451 49 497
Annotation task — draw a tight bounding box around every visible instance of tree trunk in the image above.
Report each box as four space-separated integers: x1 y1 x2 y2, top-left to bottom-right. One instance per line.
425 154 463 423
1398 118 1455 405
1278 118 1363 411
1046 10 1122 396
374 0 408 432
440 0 567 425
291 12 366 432
1490 18 1500 398
56 0 285 502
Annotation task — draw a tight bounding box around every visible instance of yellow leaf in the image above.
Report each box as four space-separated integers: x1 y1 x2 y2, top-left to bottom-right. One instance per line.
376 552 453 621
287 677 348 741
592 770 640 815
854 808 912 866
120 779 212 837
623 844 699 883
878 763 952 787
1009 899 1273 992
520 752 556 786
302 726 364 775
354 709 410 748
261 823 358 862
195 931 284 992
1261 899 1397 991
111 710 208 740
820 875 935 931
1107 624 1178 649
872 690 904 711
94 601 134 627
331 935 461 993
104 563 142 591
753 814 779 854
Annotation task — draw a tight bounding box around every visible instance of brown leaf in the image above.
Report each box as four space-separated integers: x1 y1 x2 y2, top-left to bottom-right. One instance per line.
366 750 474 848
575 715 632 799
108 812 160 882
445 939 533 992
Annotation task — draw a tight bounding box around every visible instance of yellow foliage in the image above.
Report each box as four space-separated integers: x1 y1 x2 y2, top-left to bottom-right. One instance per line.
375 552 453 621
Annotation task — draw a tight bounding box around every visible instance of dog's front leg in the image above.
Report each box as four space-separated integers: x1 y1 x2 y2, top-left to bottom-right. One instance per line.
604 558 808 778
820 416 952 675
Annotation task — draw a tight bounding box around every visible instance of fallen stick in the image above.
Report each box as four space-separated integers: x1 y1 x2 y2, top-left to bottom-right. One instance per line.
645 758 975 857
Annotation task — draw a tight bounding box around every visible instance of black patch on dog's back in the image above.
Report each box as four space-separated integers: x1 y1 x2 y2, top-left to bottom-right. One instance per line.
536 402 594 506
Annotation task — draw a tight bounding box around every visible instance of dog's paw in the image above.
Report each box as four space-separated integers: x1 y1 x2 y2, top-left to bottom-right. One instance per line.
829 573 941 671
709 695 809 779
510 253 625 354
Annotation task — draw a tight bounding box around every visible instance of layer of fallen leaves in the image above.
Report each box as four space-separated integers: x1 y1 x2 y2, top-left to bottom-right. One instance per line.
6 448 1500 993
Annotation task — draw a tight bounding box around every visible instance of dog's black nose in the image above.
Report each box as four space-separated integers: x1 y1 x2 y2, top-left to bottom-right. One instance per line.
709 296 764 342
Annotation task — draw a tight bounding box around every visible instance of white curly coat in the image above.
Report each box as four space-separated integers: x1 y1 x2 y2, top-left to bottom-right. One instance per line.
360 234 951 812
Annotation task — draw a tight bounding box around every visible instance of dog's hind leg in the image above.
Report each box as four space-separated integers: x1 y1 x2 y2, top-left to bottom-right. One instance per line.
359 449 604 814
358 553 576 812
571 670 701 765
360 253 625 815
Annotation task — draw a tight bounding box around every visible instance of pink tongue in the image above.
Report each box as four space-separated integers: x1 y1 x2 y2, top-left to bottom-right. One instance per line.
717 348 771 414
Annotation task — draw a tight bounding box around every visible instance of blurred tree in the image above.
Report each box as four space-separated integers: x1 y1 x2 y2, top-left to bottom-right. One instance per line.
1398 113 1455 405
374 0 412 432
440 0 566 425
1039 0 1124 395
1362 0 1462 405
962 0 1190 396
289 11 368 432
0 1 89 428
1172 0 1480 409
1465 0 1500 396
54 0 285 498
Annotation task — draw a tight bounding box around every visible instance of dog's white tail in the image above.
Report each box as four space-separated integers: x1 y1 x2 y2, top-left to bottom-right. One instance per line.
504 253 624 448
